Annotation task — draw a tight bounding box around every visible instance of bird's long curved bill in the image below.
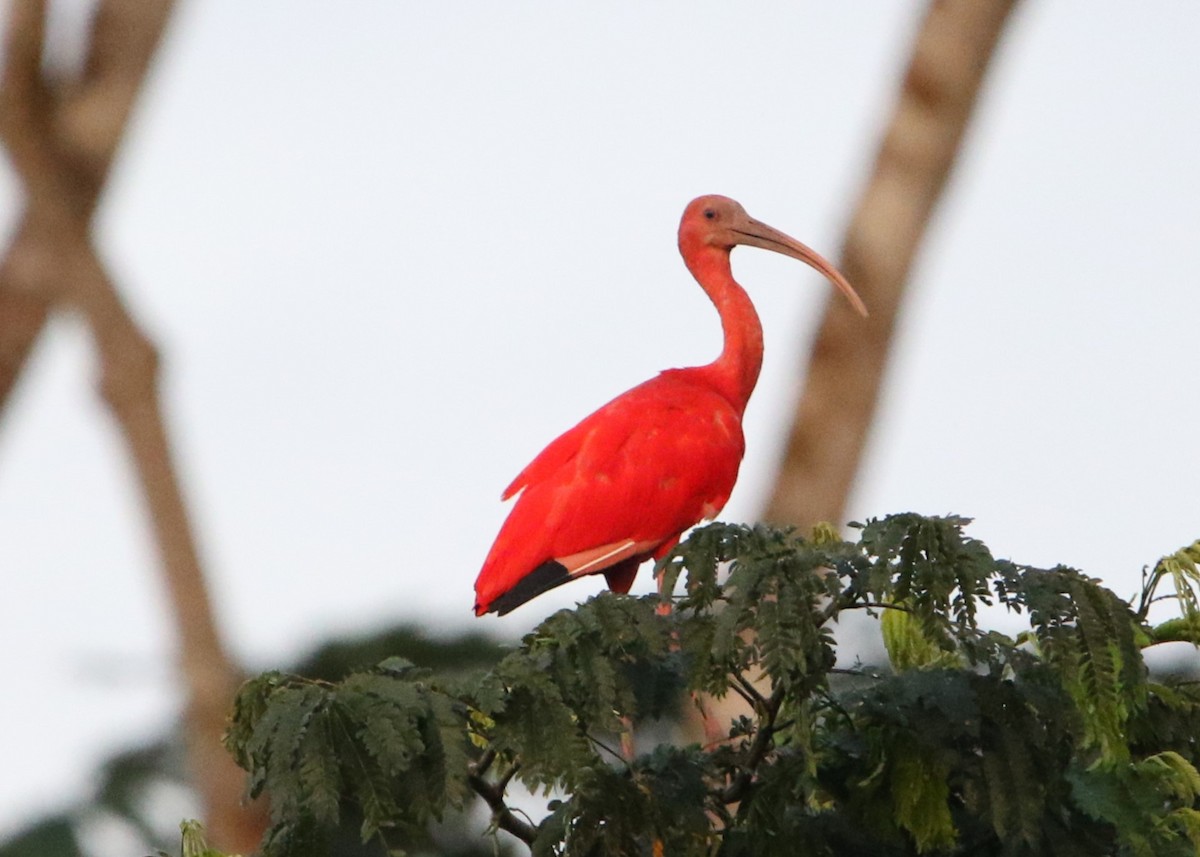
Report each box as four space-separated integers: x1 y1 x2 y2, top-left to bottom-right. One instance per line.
734 220 868 317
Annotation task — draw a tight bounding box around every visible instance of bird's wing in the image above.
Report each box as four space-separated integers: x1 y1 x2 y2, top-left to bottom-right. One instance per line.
501 412 593 501
475 372 745 613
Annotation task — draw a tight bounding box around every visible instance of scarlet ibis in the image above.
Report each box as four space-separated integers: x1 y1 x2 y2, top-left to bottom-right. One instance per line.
474 195 866 616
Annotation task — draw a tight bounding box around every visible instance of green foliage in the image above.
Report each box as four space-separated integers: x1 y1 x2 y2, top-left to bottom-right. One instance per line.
0 625 511 857
881 603 962 671
150 820 242 857
0 818 79 857
226 515 1200 856
995 563 1147 764
1068 752 1200 856
178 819 238 857
0 743 188 857
227 658 470 854
1142 541 1200 646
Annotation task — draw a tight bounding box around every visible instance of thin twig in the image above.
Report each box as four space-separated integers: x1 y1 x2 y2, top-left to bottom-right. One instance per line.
588 732 633 768
829 667 883 679
820 589 916 625
731 673 767 710
725 680 759 711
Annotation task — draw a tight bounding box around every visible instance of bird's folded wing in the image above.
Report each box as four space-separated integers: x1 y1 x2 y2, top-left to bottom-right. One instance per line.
555 539 660 577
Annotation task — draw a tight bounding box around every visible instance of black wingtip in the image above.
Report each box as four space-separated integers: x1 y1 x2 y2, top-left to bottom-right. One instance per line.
486 560 572 616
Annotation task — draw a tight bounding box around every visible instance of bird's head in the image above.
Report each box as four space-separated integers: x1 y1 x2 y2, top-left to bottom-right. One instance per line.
679 194 868 317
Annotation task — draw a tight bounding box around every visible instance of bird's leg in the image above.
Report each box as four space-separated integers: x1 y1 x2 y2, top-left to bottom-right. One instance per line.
652 538 680 616
655 558 725 745
619 718 636 761
694 693 727 746
654 567 673 617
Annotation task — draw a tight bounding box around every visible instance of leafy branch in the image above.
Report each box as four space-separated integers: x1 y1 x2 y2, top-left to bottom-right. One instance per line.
225 514 1200 856
1139 540 1200 646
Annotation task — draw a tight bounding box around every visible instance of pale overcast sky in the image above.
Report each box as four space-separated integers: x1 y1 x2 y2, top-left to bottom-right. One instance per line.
0 1 1197 839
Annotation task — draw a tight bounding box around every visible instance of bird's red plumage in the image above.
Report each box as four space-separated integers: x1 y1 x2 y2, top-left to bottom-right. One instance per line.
472 195 864 616
473 368 744 615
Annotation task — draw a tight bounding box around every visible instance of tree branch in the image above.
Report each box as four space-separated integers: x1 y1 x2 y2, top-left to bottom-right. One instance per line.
0 0 174 414
731 673 767 710
763 0 1022 529
0 0 54 414
720 684 785 805
0 291 48 416
0 2 266 851
468 753 539 846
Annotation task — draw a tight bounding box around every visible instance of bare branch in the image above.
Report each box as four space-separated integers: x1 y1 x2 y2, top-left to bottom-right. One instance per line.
0 0 52 182
726 679 759 711
61 0 176 189
496 760 522 793
0 290 48 417
473 747 498 776
468 756 539 845
0 1 68 408
763 0 1022 529
731 673 767 710
0 1 265 850
0 0 178 410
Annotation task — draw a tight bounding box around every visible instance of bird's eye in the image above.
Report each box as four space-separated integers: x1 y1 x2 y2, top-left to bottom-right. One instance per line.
704 209 716 220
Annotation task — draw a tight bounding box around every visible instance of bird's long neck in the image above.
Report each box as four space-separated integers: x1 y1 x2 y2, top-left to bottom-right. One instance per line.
682 245 764 415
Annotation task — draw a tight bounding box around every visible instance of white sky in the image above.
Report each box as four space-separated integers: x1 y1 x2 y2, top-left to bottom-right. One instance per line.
0 0 1197 839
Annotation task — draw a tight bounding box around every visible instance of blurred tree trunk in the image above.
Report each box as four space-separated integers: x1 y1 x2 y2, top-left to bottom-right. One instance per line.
0 1 264 851
684 0 1025 750
0 291 46 417
762 0 1021 529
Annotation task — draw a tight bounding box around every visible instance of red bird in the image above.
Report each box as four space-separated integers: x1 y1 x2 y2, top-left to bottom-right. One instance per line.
474 195 866 616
